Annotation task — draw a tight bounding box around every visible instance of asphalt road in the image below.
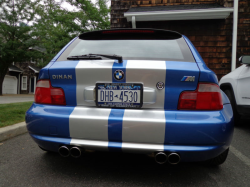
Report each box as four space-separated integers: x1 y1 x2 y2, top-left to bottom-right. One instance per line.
1 118 250 187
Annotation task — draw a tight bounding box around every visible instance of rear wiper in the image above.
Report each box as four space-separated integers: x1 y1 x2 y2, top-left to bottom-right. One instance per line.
67 55 102 60
67 53 123 63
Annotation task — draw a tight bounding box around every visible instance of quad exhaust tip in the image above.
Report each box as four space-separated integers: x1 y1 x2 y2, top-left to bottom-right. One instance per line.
58 146 70 157
58 146 83 158
168 153 181 165
155 152 168 164
58 146 180 163
155 152 181 165
70 147 82 158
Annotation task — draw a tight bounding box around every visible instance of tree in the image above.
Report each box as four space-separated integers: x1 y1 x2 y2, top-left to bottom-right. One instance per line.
32 0 79 67
66 0 110 31
0 0 111 95
0 0 40 95
34 0 110 68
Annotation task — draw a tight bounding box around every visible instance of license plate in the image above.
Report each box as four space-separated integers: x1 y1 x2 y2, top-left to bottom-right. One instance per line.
96 83 143 108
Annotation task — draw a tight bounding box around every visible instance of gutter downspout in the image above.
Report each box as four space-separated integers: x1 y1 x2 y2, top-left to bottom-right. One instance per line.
231 0 239 71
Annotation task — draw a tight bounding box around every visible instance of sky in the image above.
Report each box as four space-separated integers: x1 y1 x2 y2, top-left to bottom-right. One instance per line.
60 1 78 11
60 0 109 12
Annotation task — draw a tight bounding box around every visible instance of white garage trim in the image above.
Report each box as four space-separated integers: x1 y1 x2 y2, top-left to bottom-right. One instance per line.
124 8 234 22
3 75 18 94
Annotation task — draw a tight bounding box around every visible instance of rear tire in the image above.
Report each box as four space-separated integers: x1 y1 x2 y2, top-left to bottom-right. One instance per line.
207 148 229 166
224 89 241 125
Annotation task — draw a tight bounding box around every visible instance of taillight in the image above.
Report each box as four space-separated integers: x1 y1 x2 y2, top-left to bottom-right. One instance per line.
35 80 66 105
178 83 223 110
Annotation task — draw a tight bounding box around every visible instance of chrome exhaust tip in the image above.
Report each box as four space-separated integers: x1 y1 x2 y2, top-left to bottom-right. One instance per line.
58 146 70 157
168 153 180 165
155 152 168 164
70 147 82 158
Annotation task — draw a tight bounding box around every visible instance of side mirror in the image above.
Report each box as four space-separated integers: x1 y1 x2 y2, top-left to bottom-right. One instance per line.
239 56 250 65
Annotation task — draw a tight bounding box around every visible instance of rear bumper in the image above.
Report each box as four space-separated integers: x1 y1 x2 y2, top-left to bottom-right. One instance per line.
30 133 228 162
26 103 234 162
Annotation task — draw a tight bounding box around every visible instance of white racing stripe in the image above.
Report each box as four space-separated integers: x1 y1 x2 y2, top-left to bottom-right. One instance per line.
75 60 115 106
69 107 111 145
70 139 109 151
122 109 166 145
126 60 166 109
70 60 115 145
123 60 166 145
121 142 164 153
70 60 167 150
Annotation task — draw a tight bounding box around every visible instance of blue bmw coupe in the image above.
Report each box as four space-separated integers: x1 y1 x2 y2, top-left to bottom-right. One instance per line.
26 29 234 165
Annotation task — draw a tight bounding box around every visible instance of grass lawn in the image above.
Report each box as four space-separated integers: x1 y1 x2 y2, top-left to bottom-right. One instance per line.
0 102 33 128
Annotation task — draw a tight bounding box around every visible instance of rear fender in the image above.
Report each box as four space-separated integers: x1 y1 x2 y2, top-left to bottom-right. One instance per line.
38 37 78 80
183 36 218 84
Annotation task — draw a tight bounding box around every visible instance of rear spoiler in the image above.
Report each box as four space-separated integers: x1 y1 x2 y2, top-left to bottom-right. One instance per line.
79 29 182 40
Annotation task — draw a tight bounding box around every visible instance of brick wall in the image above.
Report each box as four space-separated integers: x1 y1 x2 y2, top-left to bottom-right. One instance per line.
111 0 250 80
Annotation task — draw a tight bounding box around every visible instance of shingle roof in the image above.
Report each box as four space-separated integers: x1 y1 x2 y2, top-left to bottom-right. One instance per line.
127 4 225 13
8 65 22 72
29 65 41 73
28 46 46 53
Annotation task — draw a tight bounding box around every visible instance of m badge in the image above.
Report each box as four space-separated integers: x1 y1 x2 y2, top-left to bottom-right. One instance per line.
181 76 195 82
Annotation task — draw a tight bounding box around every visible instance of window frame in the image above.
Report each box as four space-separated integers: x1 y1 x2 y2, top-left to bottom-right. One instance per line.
22 76 27 90
57 37 195 63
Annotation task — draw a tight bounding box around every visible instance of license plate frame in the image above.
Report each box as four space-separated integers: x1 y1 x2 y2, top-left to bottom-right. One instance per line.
95 83 143 109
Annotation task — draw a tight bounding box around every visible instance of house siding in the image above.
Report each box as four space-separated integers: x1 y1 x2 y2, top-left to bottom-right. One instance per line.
111 0 250 80
15 62 39 94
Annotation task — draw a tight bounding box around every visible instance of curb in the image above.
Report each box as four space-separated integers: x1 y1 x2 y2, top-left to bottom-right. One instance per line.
0 122 27 142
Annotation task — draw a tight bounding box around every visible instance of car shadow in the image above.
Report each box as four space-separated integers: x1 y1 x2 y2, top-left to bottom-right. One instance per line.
235 116 250 132
40 150 222 186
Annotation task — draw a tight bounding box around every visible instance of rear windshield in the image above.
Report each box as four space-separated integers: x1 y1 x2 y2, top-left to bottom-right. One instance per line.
57 37 195 62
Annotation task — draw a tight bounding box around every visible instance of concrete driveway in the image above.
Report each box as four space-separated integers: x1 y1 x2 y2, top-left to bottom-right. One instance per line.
0 94 34 104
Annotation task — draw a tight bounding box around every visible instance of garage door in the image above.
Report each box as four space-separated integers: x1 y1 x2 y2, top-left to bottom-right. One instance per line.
2 76 17 94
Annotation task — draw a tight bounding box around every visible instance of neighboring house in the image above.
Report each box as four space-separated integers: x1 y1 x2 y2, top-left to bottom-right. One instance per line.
3 62 40 94
111 0 250 80
2 44 45 95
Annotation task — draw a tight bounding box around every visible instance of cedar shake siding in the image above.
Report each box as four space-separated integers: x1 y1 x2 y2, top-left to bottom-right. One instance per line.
111 0 250 80
15 62 39 94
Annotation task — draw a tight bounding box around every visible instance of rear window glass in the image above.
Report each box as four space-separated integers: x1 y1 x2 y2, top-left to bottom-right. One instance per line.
57 37 195 62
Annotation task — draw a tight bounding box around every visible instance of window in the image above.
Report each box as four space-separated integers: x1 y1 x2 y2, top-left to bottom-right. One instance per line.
58 37 195 62
22 76 27 90
30 58 36 64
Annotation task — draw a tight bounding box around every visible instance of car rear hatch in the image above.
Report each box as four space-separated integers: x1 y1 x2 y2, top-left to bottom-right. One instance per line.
48 29 200 110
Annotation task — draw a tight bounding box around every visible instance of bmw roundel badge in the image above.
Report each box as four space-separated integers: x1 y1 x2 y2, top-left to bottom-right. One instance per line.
114 70 124 81
156 82 165 90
